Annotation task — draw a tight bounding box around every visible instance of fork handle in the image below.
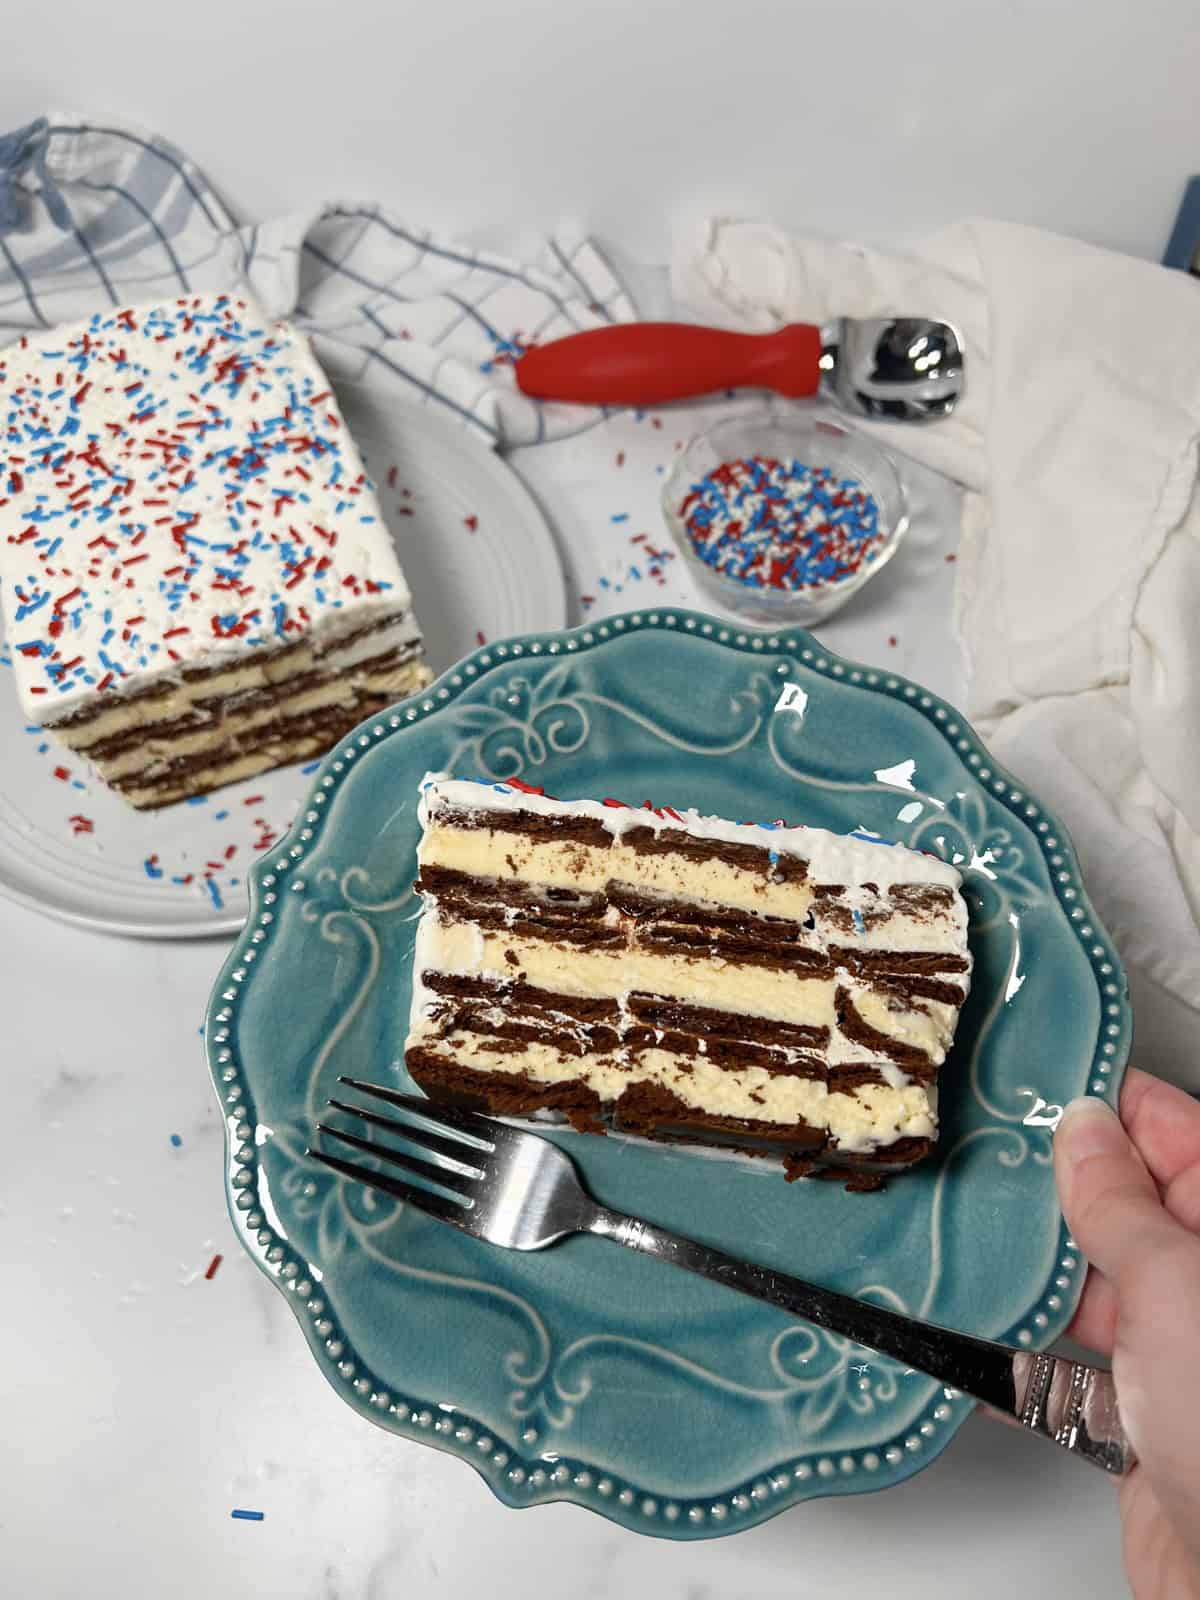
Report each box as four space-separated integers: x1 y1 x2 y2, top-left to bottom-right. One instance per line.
588 1207 1133 1476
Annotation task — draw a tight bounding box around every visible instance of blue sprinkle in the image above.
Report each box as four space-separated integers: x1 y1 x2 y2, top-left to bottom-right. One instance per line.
852 908 867 937
610 513 629 523
301 760 320 773
230 1509 264 1522
144 857 163 880
206 879 224 909
213 809 229 821
14 591 50 620
170 1134 183 1148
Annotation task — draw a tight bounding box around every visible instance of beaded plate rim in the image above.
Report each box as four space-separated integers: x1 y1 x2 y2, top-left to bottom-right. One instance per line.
205 606 1132 1539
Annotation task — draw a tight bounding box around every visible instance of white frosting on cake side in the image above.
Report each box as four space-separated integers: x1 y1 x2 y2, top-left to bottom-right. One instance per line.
0 294 415 722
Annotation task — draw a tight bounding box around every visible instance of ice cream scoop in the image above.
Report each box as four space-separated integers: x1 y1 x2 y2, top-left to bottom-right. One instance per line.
516 316 963 422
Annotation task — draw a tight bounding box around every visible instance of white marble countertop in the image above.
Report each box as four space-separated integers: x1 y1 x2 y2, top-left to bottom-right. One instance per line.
2 412 1130 1597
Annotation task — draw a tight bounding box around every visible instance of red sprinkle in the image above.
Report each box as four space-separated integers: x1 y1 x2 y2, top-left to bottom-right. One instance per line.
52 766 70 782
475 630 486 647
464 515 478 533
68 814 94 835
888 635 898 647
505 778 545 795
204 1254 223 1281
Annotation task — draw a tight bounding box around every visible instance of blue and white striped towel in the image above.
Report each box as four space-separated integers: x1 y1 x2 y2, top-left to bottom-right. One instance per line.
0 113 635 448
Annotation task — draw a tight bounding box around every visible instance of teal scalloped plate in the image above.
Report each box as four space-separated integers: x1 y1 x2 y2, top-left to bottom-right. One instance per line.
206 609 1131 1538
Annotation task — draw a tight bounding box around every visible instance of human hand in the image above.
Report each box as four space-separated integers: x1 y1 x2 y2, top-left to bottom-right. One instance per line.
1055 1069 1200 1600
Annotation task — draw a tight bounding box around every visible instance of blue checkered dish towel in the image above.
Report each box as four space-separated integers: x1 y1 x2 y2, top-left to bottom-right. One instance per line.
0 114 635 448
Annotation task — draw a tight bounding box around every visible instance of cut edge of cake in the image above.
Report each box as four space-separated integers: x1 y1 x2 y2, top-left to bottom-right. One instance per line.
404 775 973 1184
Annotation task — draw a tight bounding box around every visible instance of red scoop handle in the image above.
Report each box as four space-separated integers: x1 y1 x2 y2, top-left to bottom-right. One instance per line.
515 322 824 406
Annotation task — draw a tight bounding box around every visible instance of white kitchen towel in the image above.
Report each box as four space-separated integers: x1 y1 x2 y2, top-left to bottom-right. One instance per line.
0 114 634 446
675 219 1200 1088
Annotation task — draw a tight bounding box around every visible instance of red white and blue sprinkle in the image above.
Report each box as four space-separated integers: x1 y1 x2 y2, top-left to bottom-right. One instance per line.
677 455 884 592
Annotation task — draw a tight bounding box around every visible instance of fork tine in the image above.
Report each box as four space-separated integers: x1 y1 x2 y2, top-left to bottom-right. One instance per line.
307 1148 466 1226
337 1076 510 1147
327 1097 486 1173
317 1122 477 1197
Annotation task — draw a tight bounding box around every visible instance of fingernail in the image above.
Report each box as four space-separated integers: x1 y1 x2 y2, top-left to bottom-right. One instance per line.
1056 1097 1125 1161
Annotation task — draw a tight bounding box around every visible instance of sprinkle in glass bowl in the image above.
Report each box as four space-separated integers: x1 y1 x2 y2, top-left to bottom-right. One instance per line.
662 410 909 625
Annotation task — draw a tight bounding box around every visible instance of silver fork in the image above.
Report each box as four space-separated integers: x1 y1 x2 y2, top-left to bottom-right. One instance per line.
310 1076 1134 1477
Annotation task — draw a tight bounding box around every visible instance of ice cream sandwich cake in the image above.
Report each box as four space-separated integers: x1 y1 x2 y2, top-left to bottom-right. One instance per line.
0 294 431 807
405 778 972 1177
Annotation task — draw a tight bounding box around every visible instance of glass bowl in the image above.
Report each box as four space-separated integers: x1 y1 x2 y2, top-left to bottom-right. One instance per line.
661 409 909 625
